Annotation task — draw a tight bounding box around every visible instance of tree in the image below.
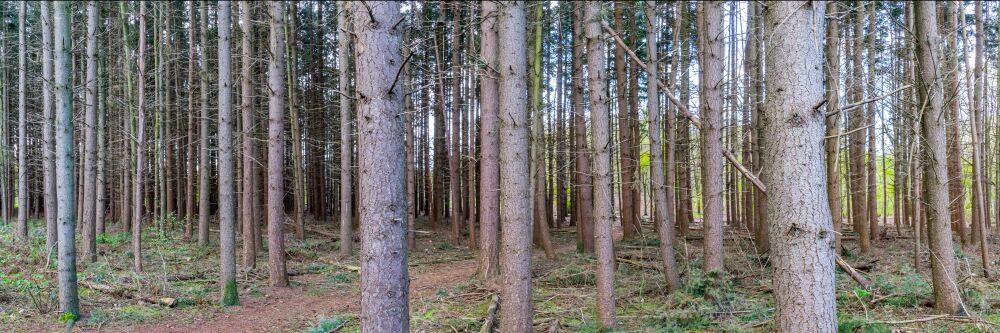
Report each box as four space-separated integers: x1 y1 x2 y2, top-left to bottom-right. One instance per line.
613 1 636 239
585 2 616 328
338 2 353 257
54 0 79 319
478 0 500 281
449 2 463 245
83 1 99 262
352 1 410 331
185 0 197 241
16 1 26 241
217 0 239 306
644 0 680 293
913 1 964 315
197 1 211 246
824 1 843 251
698 1 725 273
240 0 257 269
761 2 837 330
267 1 289 287
133 1 149 273
847 2 870 254
571 2 594 254
42 0 58 251
969 0 991 278
497 1 533 331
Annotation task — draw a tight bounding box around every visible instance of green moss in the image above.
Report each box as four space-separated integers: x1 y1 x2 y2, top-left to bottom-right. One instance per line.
221 279 239 306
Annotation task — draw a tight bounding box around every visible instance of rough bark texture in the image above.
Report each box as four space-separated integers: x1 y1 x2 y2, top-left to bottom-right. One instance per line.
83 2 99 262
240 0 257 269
913 1 964 316
572 2 594 254
824 1 843 252
478 0 501 282
497 2 533 332
645 1 680 293
16 2 27 241
762 2 838 331
944 1 966 245
339 2 354 257
352 2 410 331
217 2 239 306
133 2 148 273
585 2 617 328
197 2 210 246
847 2 870 253
42 1 58 252
184 0 197 241
267 1 289 287
698 1 725 273
54 0 79 318
613 1 635 240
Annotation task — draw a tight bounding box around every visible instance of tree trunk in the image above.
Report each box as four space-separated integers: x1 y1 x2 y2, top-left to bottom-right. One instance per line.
54 0 79 318
762 2 837 331
197 2 211 246
287 1 305 244
585 2 617 328
913 1 965 315
478 0 501 281
352 2 410 331
133 1 149 273
848 2 870 253
185 0 197 242
944 1 966 246
16 2 27 241
217 2 239 306
824 1 843 252
698 1 725 273
240 0 257 269
645 1 681 293
42 1 58 252
530 3 555 259
266 1 289 287
497 2 533 331
970 0 991 278
613 2 635 240
82 2 99 262
572 2 594 254
338 2 354 257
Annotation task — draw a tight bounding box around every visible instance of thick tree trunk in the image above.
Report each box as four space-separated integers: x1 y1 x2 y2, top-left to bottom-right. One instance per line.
913 1 965 315
267 1 289 287
698 1 725 273
54 0 79 318
497 2 533 331
645 1 681 293
762 3 837 331
353 3 410 330
585 2 617 328
478 0 501 281
338 2 354 257
217 2 239 306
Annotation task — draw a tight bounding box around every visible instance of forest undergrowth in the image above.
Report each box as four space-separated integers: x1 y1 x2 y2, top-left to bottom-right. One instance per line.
1 216 999 332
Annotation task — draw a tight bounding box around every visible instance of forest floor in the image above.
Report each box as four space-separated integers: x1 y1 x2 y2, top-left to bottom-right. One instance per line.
2 216 1000 333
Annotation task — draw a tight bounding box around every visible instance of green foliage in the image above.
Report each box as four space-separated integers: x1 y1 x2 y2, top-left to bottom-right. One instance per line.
837 313 889 333
434 242 455 251
326 271 357 285
1 272 53 314
96 232 129 246
307 315 351 333
58 311 78 323
221 279 239 306
869 264 930 308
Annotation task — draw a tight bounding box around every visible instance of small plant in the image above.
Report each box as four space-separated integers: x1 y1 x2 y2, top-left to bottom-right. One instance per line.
96 232 129 247
307 315 352 333
1 272 53 314
434 242 455 251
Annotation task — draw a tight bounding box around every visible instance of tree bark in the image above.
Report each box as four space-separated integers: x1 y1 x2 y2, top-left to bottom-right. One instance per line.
613 1 635 240
585 2 617 328
197 2 211 246
645 1 681 293
824 1 843 253
267 1 289 287
913 1 965 315
339 2 354 257
353 2 410 331
217 2 239 306
16 2 27 241
478 0 501 281
497 2 533 331
54 0 79 318
698 1 725 273
133 1 149 273
240 0 257 269
762 2 837 331
83 1 99 262
185 0 197 242
42 1 58 252
572 2 594 254
847 2 870 254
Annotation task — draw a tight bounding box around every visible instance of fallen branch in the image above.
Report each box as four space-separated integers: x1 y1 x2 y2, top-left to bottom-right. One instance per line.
479 294 500 333
836 255 871 288
320 258 361 272
602 22 767 195
616 257 663 272
81 281 178 308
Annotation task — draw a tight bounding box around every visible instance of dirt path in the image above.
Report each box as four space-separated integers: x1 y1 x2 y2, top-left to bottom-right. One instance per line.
94 258 478 333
